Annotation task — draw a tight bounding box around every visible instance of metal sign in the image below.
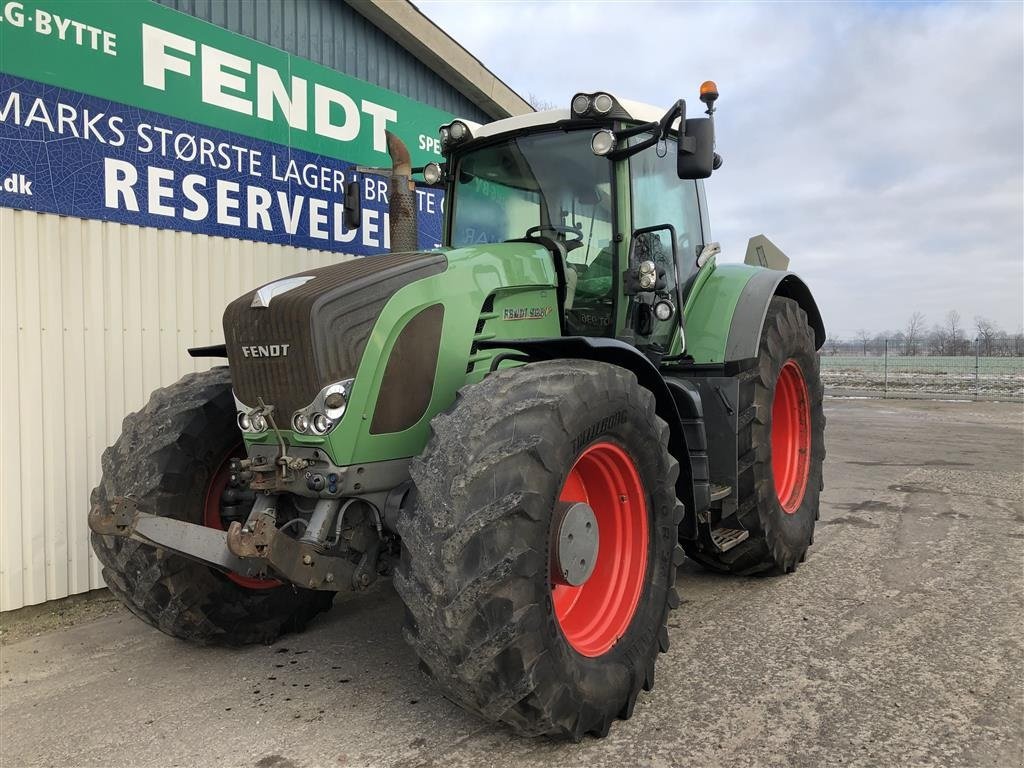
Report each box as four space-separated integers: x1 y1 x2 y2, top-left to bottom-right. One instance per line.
0 0 451 253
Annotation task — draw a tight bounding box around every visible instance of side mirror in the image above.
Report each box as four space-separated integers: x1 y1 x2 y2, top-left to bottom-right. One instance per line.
676 118 715 180
344 181 361 229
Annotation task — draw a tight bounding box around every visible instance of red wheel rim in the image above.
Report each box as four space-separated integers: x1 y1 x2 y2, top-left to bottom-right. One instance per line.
771 360 811 514
203 445 281 590
552 441 648 657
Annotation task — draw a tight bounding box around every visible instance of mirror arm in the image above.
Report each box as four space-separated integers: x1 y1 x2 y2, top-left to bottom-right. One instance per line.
616 120 658 141
657 100 685 138
607 100 687 161
608 133 657 161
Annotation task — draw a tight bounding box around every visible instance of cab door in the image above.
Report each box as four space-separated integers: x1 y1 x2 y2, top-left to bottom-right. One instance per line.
627 140 705 353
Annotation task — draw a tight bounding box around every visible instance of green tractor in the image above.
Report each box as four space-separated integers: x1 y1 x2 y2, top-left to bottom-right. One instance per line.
89 83 825 739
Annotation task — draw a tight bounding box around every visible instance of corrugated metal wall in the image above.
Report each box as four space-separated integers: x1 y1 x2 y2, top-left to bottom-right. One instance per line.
155 0 491 123
1 0 492 611
0 209 344 610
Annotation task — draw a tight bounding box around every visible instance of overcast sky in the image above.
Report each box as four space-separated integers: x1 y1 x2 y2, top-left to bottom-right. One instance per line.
418 0 1023 339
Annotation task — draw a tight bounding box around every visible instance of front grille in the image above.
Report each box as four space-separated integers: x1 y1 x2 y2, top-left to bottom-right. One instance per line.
223 252 447 418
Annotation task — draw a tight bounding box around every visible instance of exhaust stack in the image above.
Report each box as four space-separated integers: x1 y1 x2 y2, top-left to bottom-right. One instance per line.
386 130 419 253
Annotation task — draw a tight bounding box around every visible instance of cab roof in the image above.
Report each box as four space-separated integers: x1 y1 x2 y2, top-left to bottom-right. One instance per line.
467 97 677 141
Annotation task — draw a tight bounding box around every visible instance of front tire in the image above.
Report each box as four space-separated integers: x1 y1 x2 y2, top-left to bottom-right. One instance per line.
90 368 333 645
395 360 684 739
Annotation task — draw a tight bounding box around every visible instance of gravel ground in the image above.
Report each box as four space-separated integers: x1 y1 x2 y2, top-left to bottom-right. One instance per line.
1 397 1022 768
0 591 122 647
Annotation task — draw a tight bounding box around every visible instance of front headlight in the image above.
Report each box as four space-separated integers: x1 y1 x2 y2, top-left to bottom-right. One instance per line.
236 409 267 433
290 379 352 437
323 391 347 420
311 414 332 435
234 393 271 434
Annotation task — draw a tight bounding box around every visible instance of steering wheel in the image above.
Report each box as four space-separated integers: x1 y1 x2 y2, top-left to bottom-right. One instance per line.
525 224 584 251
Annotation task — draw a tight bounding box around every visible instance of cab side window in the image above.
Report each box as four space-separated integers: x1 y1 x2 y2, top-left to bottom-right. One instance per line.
629 143 703 347
630 145 703 285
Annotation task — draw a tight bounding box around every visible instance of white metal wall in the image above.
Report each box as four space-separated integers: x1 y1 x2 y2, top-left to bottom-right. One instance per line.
0 209 346 611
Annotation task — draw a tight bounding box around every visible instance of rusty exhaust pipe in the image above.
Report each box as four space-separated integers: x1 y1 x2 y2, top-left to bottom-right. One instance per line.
386 130 418 253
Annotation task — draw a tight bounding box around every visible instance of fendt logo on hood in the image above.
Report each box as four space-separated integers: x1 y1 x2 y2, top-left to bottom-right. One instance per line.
241 344 291 358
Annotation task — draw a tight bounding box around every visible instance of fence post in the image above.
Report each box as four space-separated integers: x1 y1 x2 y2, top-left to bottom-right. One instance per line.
883 339 889 399
975 338 980 401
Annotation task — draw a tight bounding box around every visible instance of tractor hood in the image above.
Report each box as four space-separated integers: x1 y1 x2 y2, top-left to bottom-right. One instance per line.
224 240 560 466
223 251 447 420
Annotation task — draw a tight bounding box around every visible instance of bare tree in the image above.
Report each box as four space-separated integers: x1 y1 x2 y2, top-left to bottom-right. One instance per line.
904 311 925 356
855 329 871 356
946 310 965 355
527 93 557 111
928 324 948 356
975 316 999 356
826 335 840 356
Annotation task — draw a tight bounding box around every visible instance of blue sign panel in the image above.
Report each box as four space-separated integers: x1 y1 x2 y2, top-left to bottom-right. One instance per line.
0 75 445 253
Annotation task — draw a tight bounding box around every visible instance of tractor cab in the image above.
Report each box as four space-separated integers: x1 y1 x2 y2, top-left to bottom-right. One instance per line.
427 86 722 361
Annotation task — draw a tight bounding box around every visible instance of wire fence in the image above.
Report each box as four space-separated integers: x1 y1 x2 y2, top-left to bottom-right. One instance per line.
820 338 1024 402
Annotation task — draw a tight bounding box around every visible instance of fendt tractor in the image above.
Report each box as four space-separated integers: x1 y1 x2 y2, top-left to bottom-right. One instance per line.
89 83 826 739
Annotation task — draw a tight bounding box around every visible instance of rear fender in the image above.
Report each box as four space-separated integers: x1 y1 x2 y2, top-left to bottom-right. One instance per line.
684 263 825 362
726 271 825 359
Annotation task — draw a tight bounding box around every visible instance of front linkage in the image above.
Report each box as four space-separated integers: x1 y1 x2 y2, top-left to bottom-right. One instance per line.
89 487 389 593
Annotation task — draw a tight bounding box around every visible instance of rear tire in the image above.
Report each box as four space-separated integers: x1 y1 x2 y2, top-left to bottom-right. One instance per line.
395 360 685 739
685 296 825 574
90 368 333 645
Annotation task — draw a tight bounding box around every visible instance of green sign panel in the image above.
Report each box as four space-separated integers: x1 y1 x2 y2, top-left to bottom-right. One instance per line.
0 0 453 168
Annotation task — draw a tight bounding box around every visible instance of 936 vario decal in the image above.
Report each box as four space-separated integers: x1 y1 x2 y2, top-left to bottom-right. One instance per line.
502 306 554 321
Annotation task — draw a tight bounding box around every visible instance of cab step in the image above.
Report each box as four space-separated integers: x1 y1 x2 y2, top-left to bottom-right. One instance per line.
710 526 749 552
709 483 732 502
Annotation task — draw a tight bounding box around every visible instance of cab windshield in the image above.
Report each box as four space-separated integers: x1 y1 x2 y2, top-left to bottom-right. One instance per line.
449 130 616 332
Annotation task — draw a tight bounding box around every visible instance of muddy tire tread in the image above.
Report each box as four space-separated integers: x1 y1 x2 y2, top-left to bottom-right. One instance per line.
395 360 683 739
90 368 332 645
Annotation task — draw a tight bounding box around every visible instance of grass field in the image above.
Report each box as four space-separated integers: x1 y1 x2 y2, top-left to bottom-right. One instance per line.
820 355 1024 400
